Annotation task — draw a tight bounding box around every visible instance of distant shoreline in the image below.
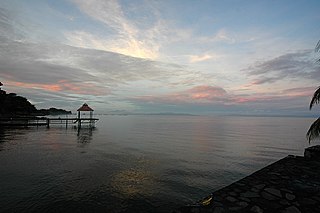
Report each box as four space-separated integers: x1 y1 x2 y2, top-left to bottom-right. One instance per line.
0 85 71 117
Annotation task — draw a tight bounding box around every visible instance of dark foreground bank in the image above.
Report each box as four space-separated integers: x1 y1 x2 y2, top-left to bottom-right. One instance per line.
175 146 320 213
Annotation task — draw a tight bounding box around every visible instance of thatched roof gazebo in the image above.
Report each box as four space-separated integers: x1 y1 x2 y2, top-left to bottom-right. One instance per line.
77 103 94 119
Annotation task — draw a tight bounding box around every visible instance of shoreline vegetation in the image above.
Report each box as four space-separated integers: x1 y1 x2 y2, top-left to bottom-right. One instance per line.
0 83 71 117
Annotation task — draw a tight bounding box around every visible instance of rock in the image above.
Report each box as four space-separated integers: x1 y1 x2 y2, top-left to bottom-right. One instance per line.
190 208 200 213
292 201 300 207
213 207 225 213
304 145 320 160
236 201 248 207
300 198 317 205
312 196 320 202
250 205 263 213
269 172 281 176
280 199 289 206
236 182 245 186
226 196 237 202
264 188 282 198
241 191 259 198
239 197 250 202
281 188 293 193
251 187 259 192
265 201 282 209
229 206 243 211
234 188 242 193
254 184 266 190
214 202 223 207
285 193 295 201
270 180 279 185
229 192 237 196
261 191 278 200
281 206 301 213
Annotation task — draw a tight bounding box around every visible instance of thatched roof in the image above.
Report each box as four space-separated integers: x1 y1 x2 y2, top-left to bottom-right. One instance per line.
77 103 93 111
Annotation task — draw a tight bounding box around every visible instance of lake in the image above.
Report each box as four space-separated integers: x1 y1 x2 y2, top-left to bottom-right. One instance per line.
0 115 317 212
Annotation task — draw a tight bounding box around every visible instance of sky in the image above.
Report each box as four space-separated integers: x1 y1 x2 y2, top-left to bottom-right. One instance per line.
0 0 319 116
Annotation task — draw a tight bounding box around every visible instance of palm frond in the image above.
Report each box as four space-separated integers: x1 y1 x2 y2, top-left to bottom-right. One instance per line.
309 87 320 110
316 40 320 52
307 117 320 143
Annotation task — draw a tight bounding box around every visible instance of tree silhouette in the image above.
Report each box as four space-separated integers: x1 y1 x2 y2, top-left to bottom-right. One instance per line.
306 41 320 142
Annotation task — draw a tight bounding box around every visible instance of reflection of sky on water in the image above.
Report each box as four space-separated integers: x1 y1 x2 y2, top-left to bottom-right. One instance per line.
0 116 319 212
111 168 155 197
109 155 161 198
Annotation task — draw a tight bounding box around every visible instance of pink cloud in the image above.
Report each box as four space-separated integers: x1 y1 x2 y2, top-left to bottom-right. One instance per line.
133 85 313 108
7 81 63 92
133 85 228 104
6 80 107 96
188 85 227 100
231 95 276 104
231 87 314 104
282 87 315 97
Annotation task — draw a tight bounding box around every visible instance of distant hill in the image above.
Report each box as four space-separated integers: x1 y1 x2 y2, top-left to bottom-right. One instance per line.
37 108 71 116
0 83 71 117
0 91 37 117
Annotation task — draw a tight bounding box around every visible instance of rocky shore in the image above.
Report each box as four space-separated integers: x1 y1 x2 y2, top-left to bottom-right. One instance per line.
175 146 320 213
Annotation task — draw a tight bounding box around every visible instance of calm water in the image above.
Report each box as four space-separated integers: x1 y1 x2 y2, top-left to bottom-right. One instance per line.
0 115 317 212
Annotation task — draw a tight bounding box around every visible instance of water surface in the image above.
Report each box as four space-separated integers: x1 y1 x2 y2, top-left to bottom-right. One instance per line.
0 115 317 212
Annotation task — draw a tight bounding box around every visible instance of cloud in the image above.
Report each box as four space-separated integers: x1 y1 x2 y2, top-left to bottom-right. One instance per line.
64 30 160 59
282 87 315 98
230 86 314 108
243 50 319 84
72 0 133 35
69 0 197 60
0 37 203 110
69 0 169 59
0 2 317 115
6 80 105 95
0 6 211 111
199 29 236 44
131 84 314 113
189 53 221 63
133 85 228 105
244 76 280 87
0 37 195 85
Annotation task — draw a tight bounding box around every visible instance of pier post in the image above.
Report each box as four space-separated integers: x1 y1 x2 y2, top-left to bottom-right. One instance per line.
46 118 50 128
78 111 81 129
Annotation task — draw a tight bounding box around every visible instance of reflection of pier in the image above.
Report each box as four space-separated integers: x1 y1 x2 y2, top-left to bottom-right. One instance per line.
77 127 94 144
0 117 99 128
48 117 99 128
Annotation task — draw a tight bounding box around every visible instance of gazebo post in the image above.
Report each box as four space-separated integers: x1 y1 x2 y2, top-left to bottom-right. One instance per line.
90 111 93 127
78 110 81 128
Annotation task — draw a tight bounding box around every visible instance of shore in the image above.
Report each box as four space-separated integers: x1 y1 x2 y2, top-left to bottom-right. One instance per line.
175 147 320 213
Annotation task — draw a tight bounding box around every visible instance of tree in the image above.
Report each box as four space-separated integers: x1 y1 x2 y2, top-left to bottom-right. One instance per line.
306 41 320 142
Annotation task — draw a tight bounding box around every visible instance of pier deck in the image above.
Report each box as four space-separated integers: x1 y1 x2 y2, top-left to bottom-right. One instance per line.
0 117 99 128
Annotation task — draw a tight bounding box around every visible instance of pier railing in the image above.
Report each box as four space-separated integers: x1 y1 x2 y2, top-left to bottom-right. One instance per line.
0 117 99 128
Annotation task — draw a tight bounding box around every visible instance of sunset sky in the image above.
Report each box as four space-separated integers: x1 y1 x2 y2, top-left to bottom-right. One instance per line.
0 0 319 115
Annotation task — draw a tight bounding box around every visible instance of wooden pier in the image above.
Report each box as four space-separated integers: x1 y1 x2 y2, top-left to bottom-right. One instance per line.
0 117 99 128
0 103 98 128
